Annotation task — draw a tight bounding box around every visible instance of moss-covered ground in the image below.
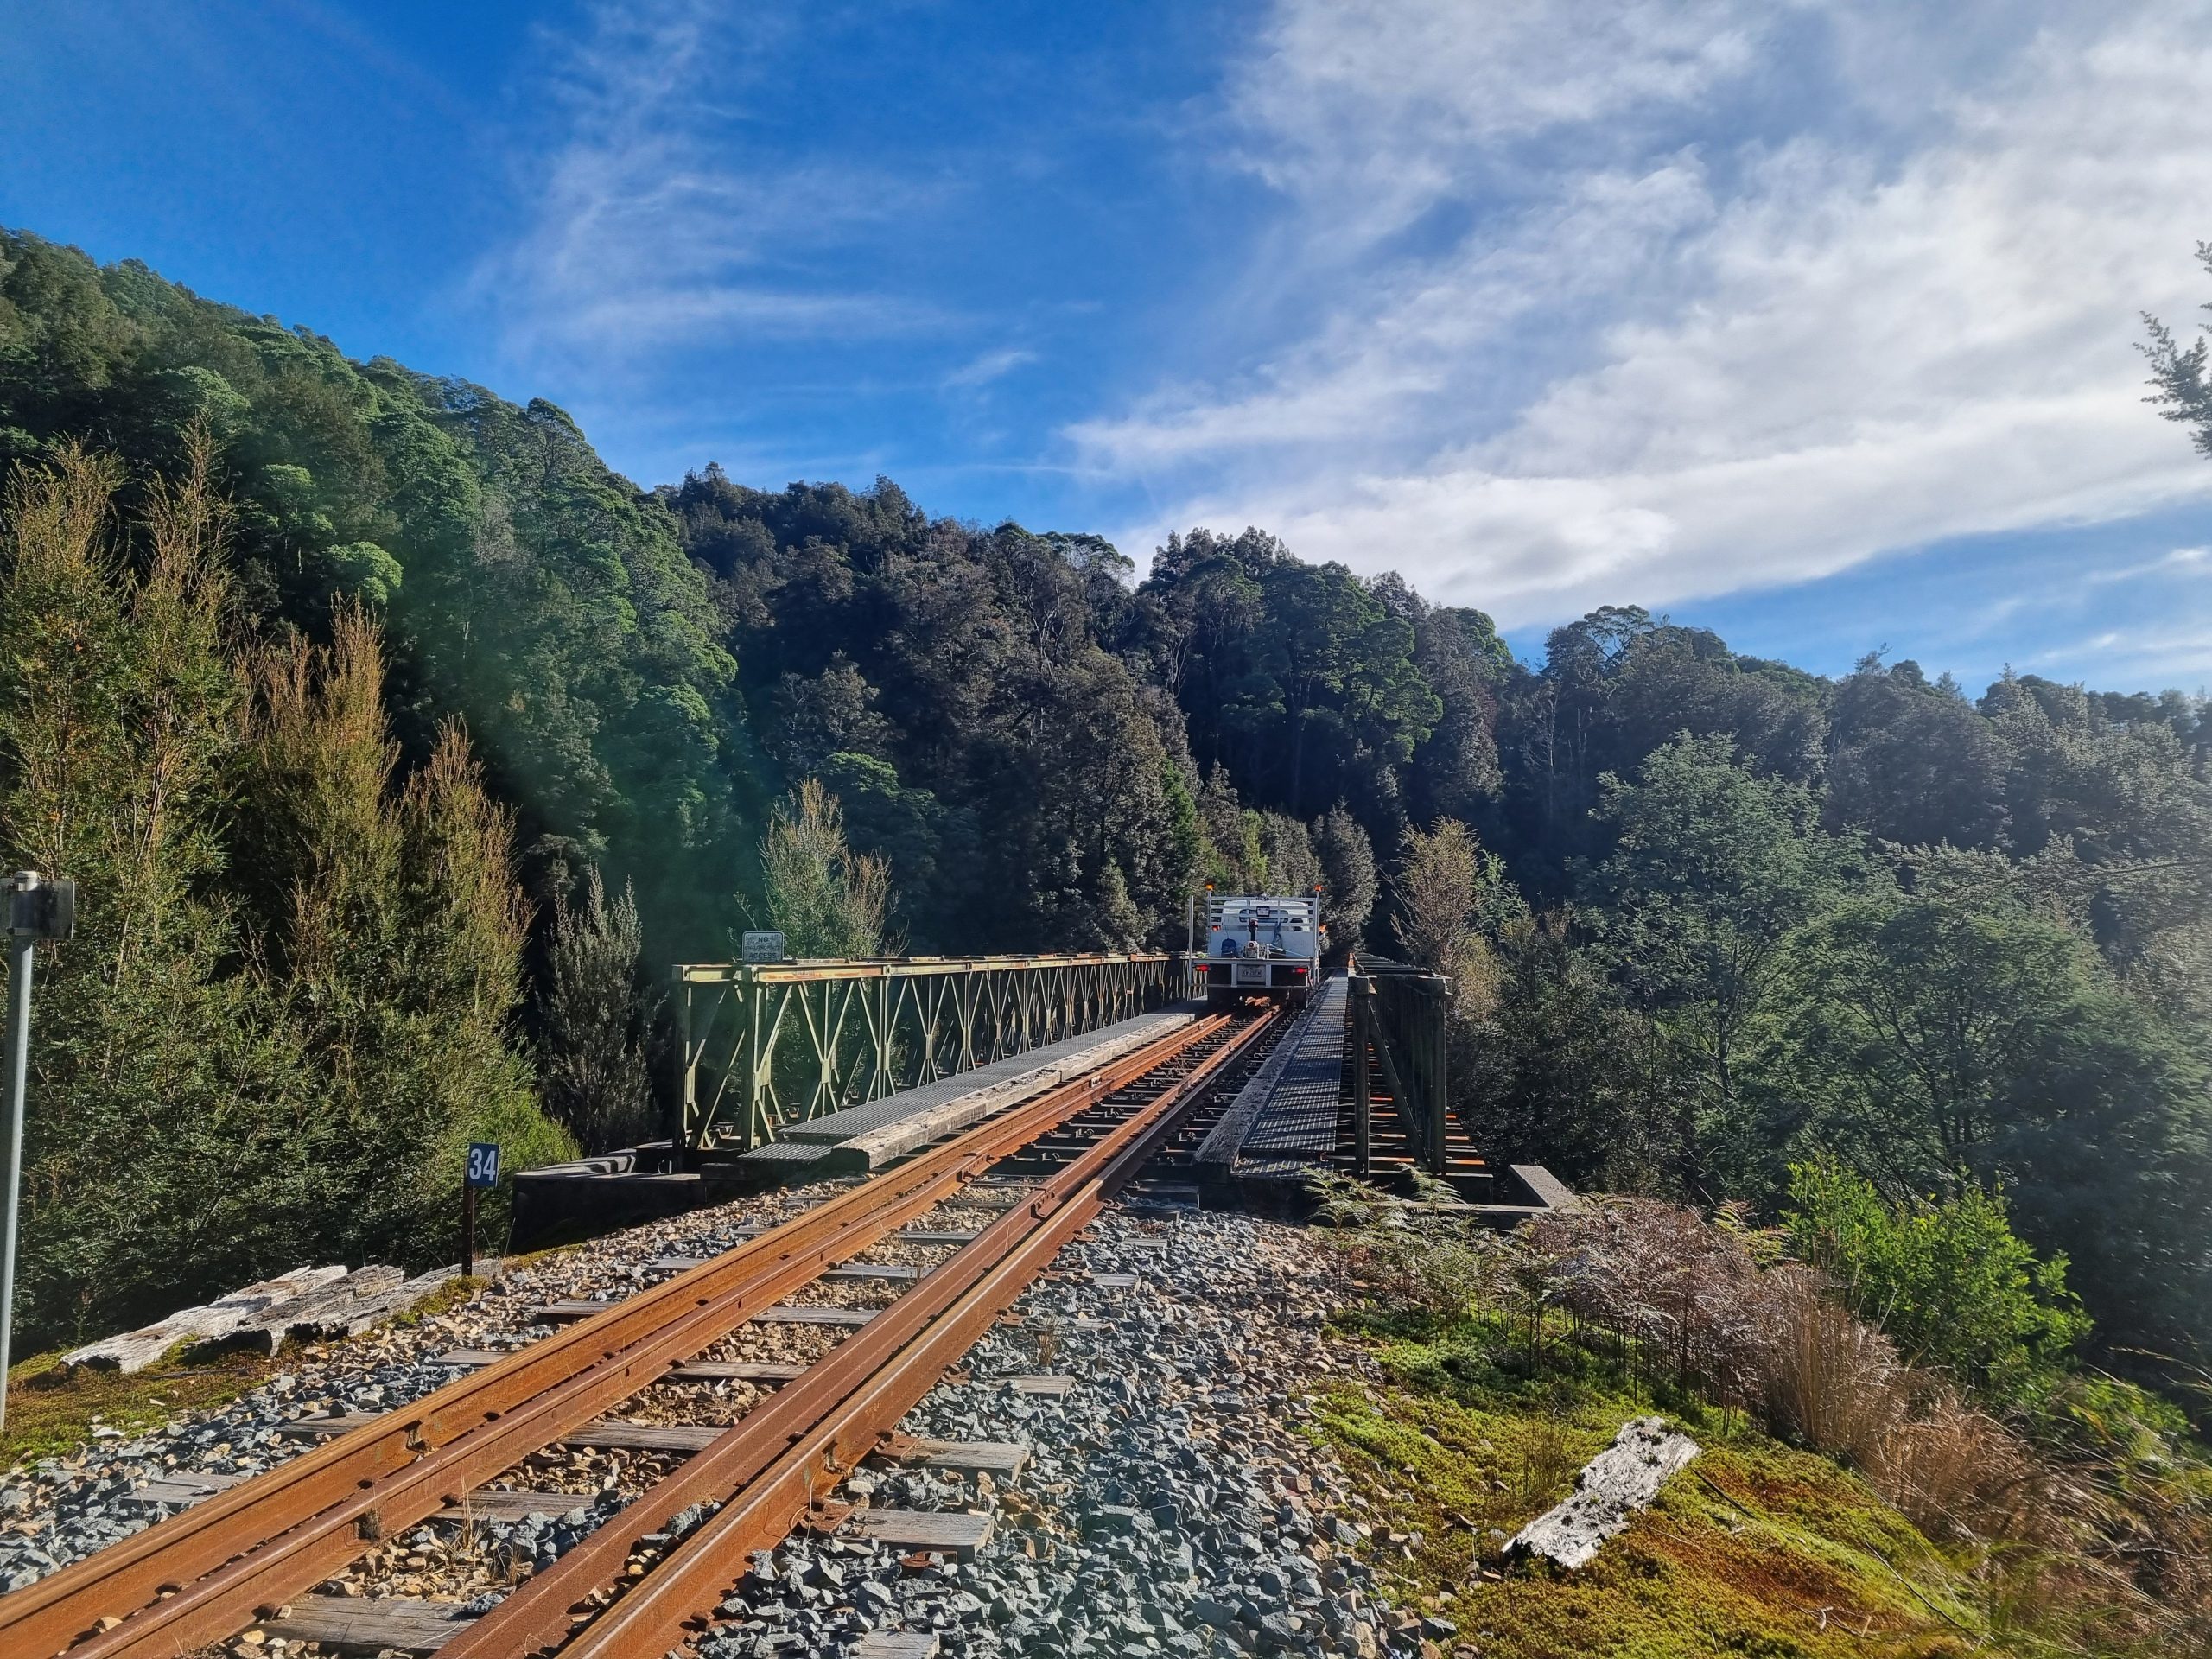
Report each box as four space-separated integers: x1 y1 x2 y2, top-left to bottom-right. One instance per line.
2 1344 274 1467
1313 1311 1988 1658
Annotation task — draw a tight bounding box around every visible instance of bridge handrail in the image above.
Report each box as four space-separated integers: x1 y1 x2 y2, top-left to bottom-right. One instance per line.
677 951 1178 986
1347 955 1452 1175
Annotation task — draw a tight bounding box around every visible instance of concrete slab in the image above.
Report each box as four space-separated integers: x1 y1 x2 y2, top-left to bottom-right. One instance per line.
726 1009 1201 1179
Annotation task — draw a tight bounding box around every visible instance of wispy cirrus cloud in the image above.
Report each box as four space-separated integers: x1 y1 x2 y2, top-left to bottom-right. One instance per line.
2088 544 2212 584
944 346 1038 390
482 0 942 372
1080 0 2212 636
1224 0 1764 243
2034 626 2210 684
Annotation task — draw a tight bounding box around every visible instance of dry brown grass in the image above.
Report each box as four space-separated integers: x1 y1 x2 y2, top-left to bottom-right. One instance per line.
1484 1198 2212 1652
1328 1187 2212 1652
1526 1201 2058 1542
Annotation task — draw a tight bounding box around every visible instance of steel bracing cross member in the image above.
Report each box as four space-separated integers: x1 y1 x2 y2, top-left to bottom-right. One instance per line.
675 952 1194 1154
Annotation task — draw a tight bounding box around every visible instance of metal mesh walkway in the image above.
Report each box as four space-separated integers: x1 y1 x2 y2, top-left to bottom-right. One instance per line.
1216 976 1346 1182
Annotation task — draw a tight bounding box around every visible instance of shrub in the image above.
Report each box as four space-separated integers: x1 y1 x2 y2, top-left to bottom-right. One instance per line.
539 868 660 1152
753 778 895 958
1520 1198 2054 1541
1784 1157 2090 1402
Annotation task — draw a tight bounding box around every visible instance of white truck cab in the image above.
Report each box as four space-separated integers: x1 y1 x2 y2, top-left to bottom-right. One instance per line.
1202 892 1322 1009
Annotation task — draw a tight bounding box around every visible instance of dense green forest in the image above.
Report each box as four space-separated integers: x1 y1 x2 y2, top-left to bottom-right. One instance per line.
1 229 2207 1412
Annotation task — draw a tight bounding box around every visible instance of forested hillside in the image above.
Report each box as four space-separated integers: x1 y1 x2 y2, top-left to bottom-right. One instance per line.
2 229 2208 1403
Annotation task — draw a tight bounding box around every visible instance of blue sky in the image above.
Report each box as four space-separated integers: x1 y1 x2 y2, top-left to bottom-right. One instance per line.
5 0 2210 694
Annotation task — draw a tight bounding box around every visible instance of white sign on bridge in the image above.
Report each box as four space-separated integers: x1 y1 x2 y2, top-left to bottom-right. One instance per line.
741 931 788 963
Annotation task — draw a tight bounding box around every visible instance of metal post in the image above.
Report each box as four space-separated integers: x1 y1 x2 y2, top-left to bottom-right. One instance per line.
745 982 765 1154
0 926 32 1430
1430 978 1449 1176
461 1179 476 1281
1 871 70 1433
679 978 697 1153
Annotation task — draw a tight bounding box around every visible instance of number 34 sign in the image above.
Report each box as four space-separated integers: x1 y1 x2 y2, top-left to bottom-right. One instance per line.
466 1142 501 1188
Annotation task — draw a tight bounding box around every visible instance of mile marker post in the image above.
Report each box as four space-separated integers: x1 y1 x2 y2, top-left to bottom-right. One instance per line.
1 872 75 1436
463 1141 500 1280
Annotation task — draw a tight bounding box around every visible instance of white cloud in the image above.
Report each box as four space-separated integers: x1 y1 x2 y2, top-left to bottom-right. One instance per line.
2032 626 2211 685
1224 0 1764 242
1082 0 2212 628
2088 543 2212 584
944 347 1038 390
483 0 938 369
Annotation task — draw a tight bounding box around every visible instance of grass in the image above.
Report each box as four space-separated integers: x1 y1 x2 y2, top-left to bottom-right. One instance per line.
3 1274 494 1469
389 1274 490 1328
1313 1308 1990 1659
3 1343 274 1468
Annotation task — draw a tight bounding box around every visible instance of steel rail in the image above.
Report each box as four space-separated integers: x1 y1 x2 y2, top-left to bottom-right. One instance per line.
442 1010 1278 1659
11 1015 1233 1659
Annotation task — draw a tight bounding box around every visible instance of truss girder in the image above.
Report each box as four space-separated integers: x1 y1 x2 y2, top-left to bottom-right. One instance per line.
676 954 1196 1153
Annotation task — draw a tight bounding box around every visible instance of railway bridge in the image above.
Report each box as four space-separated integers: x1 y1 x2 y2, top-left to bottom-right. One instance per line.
514 949 1576 1243
2 947 1578 1659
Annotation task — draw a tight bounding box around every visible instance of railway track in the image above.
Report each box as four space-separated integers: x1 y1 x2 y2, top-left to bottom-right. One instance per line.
3 1008 1282 1659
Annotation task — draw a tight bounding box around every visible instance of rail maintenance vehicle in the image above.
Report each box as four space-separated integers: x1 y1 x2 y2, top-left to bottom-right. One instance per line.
1201 889 1322 1009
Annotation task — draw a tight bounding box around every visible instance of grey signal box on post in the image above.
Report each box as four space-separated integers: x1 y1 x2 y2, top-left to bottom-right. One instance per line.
8 874 73 941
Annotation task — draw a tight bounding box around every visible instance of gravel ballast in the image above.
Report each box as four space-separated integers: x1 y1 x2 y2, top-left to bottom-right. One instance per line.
2 1183 1414 1658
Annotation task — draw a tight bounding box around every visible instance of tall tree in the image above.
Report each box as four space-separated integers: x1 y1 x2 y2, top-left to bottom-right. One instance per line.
0 442 308 1343
0 230 748 966
240 606 569 1262
1767 892 2212 1369
0 442 569 1344
1825 656 2007 849
1311 804 1377 950
1464 911 1689 1192
1389 818 1517 1019
1590 733 1862 1190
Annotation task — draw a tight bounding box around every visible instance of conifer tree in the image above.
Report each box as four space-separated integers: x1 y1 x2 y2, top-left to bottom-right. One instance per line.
755 779 894 957
0 440 313 1341
539 868 660 1152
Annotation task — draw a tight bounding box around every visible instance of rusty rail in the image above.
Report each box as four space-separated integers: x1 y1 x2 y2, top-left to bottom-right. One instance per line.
5 1014 1243 1659
447 1009 1275 1658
